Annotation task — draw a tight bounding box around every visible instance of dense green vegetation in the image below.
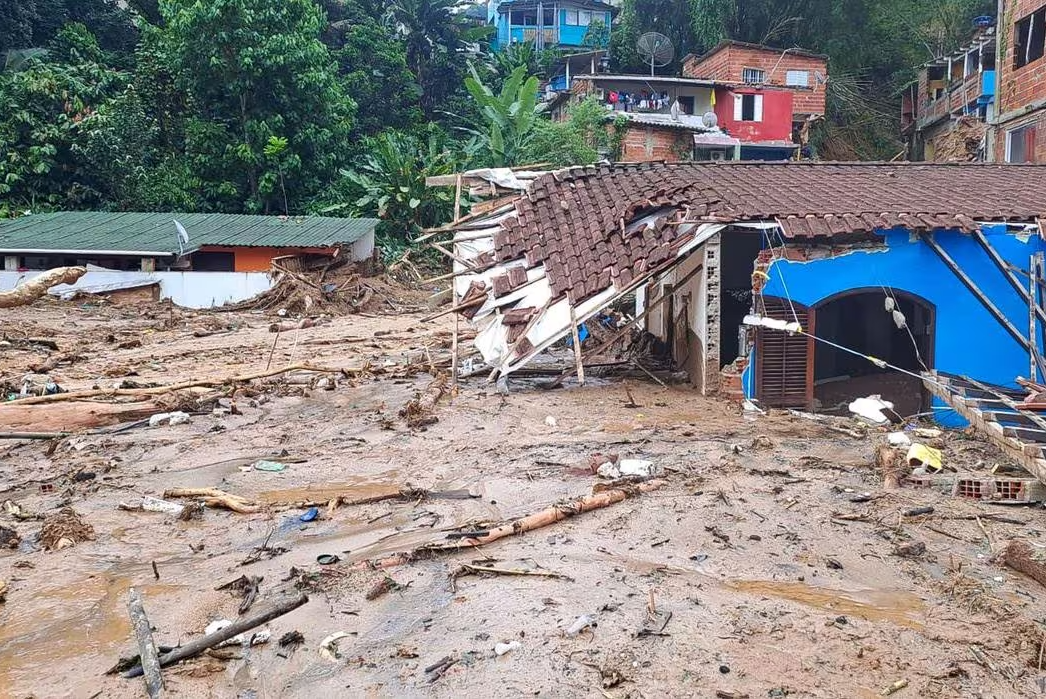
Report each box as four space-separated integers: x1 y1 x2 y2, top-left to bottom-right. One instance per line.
0 0 994 254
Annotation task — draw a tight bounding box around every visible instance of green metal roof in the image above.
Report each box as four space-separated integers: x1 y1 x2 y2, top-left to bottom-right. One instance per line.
0 212 379 256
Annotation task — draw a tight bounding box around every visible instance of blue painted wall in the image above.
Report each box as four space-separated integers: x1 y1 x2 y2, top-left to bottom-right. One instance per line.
490 7 612 50
749 225 1046 425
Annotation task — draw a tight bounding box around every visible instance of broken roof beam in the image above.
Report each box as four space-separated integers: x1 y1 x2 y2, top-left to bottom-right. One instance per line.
971 227 1046 328
919 231 1046 378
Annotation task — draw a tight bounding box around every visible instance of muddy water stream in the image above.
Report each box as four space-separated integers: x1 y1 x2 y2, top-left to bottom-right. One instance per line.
724 579 926 629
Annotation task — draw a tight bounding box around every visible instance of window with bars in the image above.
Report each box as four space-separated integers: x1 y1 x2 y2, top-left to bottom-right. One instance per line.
742 67 766 84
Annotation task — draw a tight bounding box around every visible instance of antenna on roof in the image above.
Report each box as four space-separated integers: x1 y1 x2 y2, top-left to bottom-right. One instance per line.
637 32 674 76
173 219 189 257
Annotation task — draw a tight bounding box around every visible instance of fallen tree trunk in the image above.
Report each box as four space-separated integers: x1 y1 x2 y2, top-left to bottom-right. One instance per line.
348 480 666 572
127 588 164 698
1002 539 1046 588
0 266 87 309
164 488 260 514
123 593 308 678
2 363 354 407
0 401 160 433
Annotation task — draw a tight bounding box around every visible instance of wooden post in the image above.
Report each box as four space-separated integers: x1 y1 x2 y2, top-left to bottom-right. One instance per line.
1032 254 1038 383
127 588 164 698
570 307 585 386
453 173 463 222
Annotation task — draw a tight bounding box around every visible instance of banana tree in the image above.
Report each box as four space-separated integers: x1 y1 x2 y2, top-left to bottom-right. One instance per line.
461 64 544 167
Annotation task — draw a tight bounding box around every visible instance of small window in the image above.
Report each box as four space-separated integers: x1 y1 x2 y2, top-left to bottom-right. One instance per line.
734 93 763 122
1007 125 1036 163
742 67 765 84
578 9 591 26
1016 8 1046 69
785 70 809 87
565 9 578 25
677 95 695 115
543 8 554 24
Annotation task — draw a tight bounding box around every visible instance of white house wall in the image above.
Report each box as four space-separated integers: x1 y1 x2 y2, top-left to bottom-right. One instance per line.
0 270 273 309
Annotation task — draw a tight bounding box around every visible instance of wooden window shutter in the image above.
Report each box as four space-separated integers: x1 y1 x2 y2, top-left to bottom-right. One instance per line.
756 296 813 409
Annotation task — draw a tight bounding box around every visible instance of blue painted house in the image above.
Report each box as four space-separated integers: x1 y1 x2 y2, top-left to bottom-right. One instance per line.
488 0 616 51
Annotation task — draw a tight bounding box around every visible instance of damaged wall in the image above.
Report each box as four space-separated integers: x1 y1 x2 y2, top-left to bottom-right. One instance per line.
755 224 1046 422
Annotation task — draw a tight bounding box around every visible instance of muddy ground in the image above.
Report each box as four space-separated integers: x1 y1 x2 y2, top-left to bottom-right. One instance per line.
3 299 1046 698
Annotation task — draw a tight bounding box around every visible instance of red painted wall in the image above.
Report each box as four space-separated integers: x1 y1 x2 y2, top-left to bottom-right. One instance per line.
684 43 827 116
713 88 794 143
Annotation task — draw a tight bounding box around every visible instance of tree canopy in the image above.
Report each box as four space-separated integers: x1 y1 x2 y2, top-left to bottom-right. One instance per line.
0 0 999 247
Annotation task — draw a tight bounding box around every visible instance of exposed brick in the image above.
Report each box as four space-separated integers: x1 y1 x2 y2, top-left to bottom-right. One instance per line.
683 41 827 116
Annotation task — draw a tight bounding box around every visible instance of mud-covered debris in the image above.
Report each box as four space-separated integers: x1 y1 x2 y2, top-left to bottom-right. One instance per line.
750 435 775 451
0 523 20 549
0 579 8 603
178 501 205 521
40 507 95 551
278 627 303 648
893 541 927 558
365 576 402 601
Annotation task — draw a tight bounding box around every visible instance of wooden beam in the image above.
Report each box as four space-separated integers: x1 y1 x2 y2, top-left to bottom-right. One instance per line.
545 262 705 388
1003 425 1046 443
926 374 1046 485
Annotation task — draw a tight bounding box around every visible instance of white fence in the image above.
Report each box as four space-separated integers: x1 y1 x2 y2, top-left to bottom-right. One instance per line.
0 270 273 309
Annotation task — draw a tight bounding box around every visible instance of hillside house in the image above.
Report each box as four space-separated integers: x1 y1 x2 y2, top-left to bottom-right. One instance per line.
682 40 828 142
488 0 616 51
901 21 997 161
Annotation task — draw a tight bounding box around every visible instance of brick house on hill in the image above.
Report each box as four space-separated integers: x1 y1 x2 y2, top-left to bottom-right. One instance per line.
993 0 1046 162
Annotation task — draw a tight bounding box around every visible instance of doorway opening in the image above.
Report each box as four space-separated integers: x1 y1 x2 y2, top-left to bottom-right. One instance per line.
812 289 934 417
719 227 764 367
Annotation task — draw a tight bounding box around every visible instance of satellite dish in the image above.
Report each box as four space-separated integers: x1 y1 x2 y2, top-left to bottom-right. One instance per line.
173 219 189 256
637 32 674 76
702 111 719 128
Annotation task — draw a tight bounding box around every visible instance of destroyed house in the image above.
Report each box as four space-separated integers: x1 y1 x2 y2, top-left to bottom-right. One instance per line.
0 212 377 308
436 162 1046 426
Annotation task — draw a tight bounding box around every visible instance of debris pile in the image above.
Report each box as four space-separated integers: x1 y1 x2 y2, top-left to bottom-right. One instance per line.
222 253 404 315
39 507 95 551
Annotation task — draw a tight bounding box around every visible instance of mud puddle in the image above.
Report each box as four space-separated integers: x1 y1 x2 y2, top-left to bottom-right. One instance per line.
0 566 185 695
725 579 926 629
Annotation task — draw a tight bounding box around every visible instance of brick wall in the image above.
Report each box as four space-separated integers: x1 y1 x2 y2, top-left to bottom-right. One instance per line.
620 125 692 161
683 43 827 116
998 0 1046 116
993 109 1046 160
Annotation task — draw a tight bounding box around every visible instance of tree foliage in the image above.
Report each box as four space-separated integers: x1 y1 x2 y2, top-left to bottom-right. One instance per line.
462 65 544 167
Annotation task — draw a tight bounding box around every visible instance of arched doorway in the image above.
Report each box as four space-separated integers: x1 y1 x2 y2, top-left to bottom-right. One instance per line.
812 289 935 417
755 290 935 415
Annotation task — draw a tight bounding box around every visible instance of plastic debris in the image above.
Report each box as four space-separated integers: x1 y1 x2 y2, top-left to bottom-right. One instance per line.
743 314 801 333
299 507 319 522
887 432 912 448
596 459 661 480
906 443 942 473
319 631 351 662
148 411 192 427
495 641 522 656
253 460 287 473
141 496 185 516
849 396 894 425
316 554 340 565
564 614 597 637
544 416 558 428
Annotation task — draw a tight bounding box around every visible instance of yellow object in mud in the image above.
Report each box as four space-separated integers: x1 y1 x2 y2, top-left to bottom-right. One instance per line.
906 443 942 473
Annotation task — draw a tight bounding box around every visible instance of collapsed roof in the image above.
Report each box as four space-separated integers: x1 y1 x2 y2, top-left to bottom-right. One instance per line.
435 161 1046 378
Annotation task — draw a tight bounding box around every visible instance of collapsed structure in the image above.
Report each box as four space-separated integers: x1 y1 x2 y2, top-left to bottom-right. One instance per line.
430 161 1046 429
